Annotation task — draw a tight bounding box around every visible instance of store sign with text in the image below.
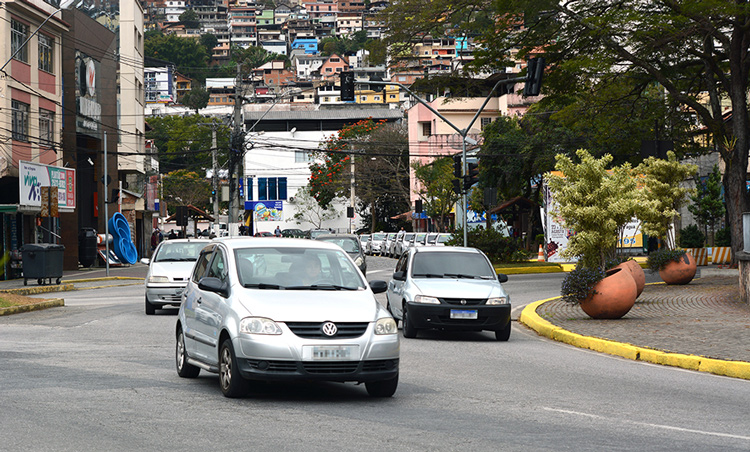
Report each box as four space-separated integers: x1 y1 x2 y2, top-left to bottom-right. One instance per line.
19 161 76 211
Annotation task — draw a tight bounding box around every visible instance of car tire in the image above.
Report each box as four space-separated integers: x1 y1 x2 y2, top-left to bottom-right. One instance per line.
219 338 248 398
386 300 398 323
402 305 418 339
495 322 511 341
176 327 200 378
145 297 156 315
365 373 399 397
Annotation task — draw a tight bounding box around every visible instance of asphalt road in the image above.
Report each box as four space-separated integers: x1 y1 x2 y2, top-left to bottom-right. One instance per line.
1 256 748 451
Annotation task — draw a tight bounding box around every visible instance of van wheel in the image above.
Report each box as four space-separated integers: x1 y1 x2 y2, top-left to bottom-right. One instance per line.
402 305 418 338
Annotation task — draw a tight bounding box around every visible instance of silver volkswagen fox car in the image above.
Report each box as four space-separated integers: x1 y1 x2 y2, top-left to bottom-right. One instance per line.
176 238 399 398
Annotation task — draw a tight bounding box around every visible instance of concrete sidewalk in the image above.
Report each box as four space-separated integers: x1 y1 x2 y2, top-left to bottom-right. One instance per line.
520 267 750 380
0 263 148 295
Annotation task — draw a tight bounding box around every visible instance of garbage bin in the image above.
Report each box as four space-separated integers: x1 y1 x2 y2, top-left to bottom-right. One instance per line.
22 243 65 286
79 228 98 268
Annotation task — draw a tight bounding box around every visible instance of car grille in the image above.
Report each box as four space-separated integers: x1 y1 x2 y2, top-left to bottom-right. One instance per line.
159 294 182 302
442 298 485 306
245 359 398 375
285 322 369 339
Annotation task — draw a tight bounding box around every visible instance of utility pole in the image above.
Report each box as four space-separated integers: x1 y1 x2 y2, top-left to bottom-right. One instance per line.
350 152 355 234
211 124 219 231
229 63 244 237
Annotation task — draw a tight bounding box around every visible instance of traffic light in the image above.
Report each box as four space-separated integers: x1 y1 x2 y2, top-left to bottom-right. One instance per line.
347 206 355 218
463 162 479 190
370 75 384 92
453 154 462 179
341 71 355 101
414 199 423 213
452 179 462 195
524 57 545 97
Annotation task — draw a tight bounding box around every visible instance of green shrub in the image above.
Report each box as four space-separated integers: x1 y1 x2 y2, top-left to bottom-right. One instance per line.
715 227 731 246
679 224 705 248
560 266 607 304
446 227 531 263
646 248 688 272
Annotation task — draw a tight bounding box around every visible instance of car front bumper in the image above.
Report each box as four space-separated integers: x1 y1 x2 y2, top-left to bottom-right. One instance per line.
145 284 187 306
405 302 511 332
234 323 399 382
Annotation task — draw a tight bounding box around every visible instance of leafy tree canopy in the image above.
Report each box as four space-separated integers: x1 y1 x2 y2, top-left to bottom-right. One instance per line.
146 115 231 174
144 33 209 81
162 169 212 214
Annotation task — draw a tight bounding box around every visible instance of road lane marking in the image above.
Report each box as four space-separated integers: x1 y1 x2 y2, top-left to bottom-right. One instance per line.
543 407 750 441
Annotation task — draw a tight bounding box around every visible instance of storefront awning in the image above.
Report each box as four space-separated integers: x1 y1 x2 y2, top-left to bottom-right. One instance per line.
0 204 18 213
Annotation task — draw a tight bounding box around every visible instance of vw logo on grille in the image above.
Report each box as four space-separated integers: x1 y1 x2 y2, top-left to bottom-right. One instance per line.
321 322 338 336
460 299 467 305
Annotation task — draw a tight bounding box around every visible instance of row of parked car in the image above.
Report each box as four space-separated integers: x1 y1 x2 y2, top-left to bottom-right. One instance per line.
360 232 452 258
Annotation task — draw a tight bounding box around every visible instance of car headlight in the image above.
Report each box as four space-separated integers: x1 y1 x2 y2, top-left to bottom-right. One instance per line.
239 317 282 335
414 294 440 304
375 317 398 335
487 296 509 305
148 275 169 283
354 256 364 266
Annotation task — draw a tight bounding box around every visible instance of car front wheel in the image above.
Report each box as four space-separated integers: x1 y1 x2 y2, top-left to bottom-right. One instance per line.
365 373 398 397
402 305 418 338
145 297 155 315
176 327 200 378
220 338 248 398
495 322 511 341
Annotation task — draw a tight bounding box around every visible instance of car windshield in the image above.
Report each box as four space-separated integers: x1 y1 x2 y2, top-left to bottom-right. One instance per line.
372 233 385 241
411 251 495 279
415 233 426 243
403 233 415 241
317 237 361 253
426 234 438 244
154 242 206 262
360 235 370 243
437 234 452 243
234 247 366 290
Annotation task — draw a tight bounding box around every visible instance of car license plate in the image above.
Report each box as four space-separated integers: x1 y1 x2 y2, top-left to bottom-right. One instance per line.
450 309 478 319
303 345 358 361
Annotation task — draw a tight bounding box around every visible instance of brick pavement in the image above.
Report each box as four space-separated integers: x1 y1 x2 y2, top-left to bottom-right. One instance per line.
536 275 750 363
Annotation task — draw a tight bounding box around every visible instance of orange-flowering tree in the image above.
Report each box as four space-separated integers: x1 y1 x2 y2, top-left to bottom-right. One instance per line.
309 118 387 208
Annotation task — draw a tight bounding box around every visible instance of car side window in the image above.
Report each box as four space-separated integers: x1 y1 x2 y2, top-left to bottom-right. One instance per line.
207 249 228 282
191 250 212 283
395 253 407 273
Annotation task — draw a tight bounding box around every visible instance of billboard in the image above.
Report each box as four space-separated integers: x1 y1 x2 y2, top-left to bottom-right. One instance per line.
19 161 76 212
247 201 283 221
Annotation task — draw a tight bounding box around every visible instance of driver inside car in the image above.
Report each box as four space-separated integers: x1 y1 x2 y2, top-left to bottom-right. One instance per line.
291 255 324 285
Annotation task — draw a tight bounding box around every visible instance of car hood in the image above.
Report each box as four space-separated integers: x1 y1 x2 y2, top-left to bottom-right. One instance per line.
149 261 197 280
235 288 381 322
412 278 505 299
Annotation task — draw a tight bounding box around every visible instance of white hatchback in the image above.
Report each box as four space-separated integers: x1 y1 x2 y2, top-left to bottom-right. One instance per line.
176 238 399 398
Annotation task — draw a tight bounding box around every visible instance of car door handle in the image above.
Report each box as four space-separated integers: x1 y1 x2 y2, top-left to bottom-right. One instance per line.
196 297 202 304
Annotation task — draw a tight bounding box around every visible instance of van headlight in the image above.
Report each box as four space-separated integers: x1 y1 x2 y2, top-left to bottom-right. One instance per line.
487 296 509 305
375 318 398 335
414 294 440 304
148 275 169 283
239 317 282 335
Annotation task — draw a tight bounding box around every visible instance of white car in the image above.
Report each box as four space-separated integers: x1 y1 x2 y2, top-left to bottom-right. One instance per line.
386 246 511 340
143 238 210 315
176 238 399 398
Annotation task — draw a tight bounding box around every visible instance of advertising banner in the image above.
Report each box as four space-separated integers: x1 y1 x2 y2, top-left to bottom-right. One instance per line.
19 161 76 211
246 201 283 221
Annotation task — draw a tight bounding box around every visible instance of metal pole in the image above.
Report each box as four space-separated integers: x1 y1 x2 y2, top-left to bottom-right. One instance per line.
462 138 468 247
350 152 355 234
104 131 109 277
211 125 219 233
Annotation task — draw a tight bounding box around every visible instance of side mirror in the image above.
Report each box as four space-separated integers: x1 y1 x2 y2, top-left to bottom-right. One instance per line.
392 271 406 281
198 277 229 297
369 280 388 294
140 258 150 265
497 273 508 283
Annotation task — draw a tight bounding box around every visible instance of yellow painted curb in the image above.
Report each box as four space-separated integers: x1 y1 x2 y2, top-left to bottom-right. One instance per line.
0 298 64 316
77 282 143 291
519 297 750 381
1 284 75 296
65 277 144 283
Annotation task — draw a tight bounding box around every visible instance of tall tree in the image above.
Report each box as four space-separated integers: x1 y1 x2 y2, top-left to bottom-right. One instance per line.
384 0 750 263
412 157 461 232
144 34 209 81
180 87 210 113
162 169 212 214
291 186 340 228
146 115 230 174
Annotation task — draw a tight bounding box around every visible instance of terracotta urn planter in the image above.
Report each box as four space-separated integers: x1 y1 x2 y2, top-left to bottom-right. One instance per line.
615 260 646 297
659 252 697 285
579 267 637 319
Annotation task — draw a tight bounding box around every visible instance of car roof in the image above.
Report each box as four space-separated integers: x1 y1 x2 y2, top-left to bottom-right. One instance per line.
211 237 342 251
315 234 358 239
412 245 481 254
161 238 210 244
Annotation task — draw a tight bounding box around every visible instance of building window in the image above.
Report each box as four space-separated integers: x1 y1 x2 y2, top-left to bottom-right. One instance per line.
39 109 54 146
374 96 380 101
257 177 287 201
12 100 30 141
481 117 493 129
11 19 29 63
418 121 431 141
39 34 53 73
295 150 313 163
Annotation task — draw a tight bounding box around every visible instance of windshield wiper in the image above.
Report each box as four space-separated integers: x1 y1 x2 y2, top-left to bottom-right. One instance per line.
285 284 358 291
443 273 481 279
412 273 445 278
243 283 283 290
